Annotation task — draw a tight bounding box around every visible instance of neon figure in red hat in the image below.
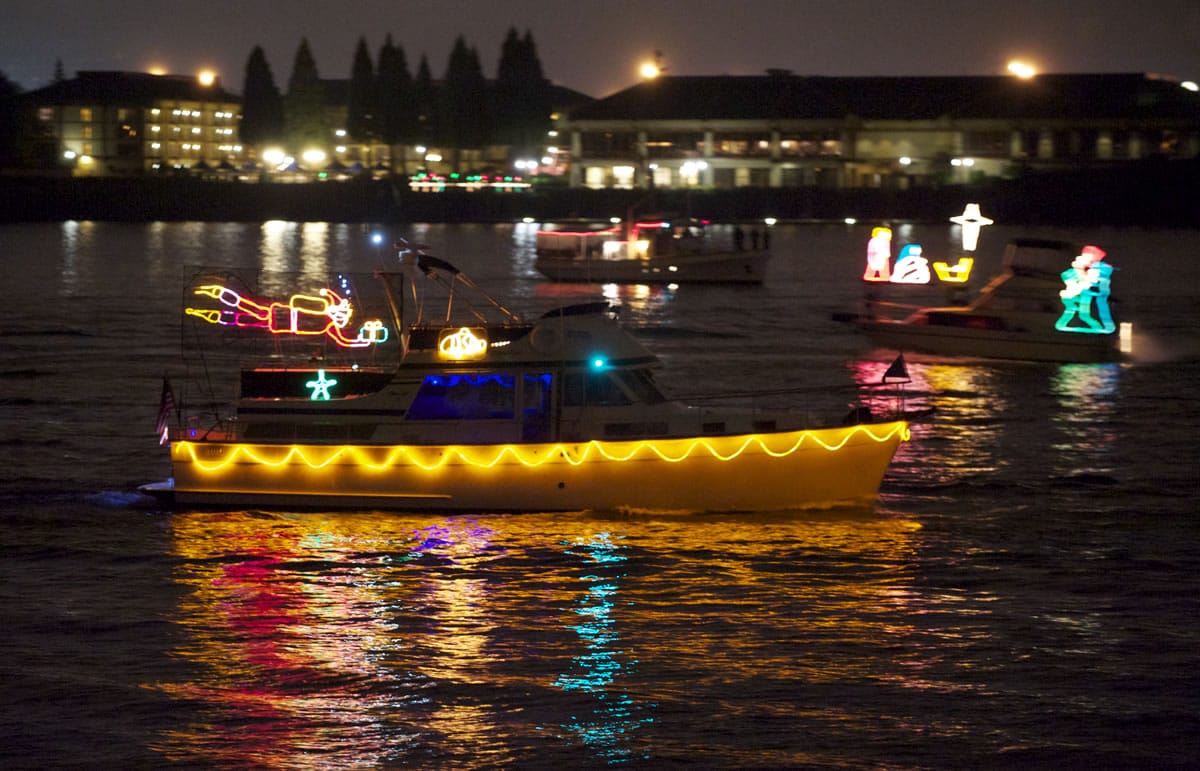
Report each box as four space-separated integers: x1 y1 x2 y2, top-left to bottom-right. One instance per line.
1056 245 1115 333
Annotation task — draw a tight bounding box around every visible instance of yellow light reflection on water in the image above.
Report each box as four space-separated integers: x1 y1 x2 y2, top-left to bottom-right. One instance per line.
152 508 936 766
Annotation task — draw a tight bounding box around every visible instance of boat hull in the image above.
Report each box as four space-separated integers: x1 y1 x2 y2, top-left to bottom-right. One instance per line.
858 320 1120 363
160 421 908 512
535 250 769 284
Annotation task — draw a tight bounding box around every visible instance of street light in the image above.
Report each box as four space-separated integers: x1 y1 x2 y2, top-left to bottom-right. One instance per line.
640 50 666 80
1007 60 1037 79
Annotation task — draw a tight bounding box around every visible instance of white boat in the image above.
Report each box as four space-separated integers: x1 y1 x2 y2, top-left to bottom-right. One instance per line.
534 218 769 284
851 238 1131 363
141 242 907 512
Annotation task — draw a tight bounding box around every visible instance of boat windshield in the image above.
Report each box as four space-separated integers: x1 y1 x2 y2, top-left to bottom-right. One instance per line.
562 370 630 407
562 368 666 406
614 369 667 404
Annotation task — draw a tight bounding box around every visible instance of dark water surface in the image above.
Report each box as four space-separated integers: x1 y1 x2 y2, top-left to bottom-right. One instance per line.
2 221 1199 768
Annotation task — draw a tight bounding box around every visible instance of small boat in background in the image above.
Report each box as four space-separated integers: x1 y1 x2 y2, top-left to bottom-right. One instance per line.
143 240 906 512
847 238 1132 363
535 217 770 284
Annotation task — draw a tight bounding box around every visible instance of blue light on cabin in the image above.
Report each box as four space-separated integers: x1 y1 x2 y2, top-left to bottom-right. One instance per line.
591 356 607 370
371 232 384 246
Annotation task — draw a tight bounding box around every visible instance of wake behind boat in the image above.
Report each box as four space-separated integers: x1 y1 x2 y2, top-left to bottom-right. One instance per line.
142 241 907 512
535 217 770 284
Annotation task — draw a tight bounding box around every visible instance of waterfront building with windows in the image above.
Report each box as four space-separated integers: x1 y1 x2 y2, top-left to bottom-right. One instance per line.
560 71 1200 190
23 71 244 176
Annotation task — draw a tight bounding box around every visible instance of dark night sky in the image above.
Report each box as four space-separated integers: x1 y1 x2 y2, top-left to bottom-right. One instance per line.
4 0 1199 97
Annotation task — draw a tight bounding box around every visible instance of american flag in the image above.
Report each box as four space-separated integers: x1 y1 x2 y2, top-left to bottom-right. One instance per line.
155 376 177 445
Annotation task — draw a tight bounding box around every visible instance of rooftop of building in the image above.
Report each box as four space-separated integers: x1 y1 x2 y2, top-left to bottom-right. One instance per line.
567 72 1200 123
24 70 240 105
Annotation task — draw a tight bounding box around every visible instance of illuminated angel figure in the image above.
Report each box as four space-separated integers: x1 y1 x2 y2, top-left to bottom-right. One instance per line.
186 284 387 348
1056 245 1115 334
863 226 893 281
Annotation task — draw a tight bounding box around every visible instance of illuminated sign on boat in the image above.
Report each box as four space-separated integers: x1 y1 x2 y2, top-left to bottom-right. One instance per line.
890 244 931 284
185 284 389 349
863 227 893 282
933 256 974 283
1057 245 1116 334
949 203 994 252
437 326 489 360
305 369 338 400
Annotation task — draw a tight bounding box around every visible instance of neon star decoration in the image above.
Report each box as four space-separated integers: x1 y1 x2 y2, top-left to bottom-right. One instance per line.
949 203 994 252
1057 245 1116 334
863 227 893 281
305 369 338 400
437 326 489 360
185 284 389 348
890 244 931 284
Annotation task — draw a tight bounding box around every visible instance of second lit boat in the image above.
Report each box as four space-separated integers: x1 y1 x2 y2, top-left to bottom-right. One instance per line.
851 238 1131 363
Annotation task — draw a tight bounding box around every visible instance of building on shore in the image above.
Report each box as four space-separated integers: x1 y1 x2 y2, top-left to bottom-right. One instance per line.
18 69 590 184
22 71 244 177
17 69 1200 191
559 71 1200 190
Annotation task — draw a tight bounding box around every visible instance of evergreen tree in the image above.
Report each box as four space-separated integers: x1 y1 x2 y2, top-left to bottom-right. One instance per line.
346 37 376 143
412 54 439 148
376 34 415 163
0 70 22 168
440 37 489 171
493 28 524 145
493 29 551 160
519 29 551 147
283 38 328 151
52 59 65 84
239 46 284 146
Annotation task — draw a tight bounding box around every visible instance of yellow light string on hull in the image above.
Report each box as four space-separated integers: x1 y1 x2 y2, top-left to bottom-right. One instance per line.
176 423 911 474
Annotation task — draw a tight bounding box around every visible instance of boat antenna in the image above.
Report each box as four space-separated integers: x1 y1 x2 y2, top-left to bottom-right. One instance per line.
396 238 522 324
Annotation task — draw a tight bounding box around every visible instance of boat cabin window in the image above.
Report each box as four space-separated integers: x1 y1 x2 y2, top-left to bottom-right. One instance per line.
614 369 666 404
406 373 515 420
522 373 553 441
562 370 631 407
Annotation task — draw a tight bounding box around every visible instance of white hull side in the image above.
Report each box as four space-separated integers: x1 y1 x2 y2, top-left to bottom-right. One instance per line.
859 321 1118 363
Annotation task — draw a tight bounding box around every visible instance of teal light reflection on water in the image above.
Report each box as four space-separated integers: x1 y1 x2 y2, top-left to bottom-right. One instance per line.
550 532 653 764
1049 362 1122 474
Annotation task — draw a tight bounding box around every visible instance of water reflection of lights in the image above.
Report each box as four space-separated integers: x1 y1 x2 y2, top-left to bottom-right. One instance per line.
1049 362 1122 471
553 531 652 763
152 510 954 766
155 512 509 767
848 358 1010 484
510 220 541 277
529 281 676 320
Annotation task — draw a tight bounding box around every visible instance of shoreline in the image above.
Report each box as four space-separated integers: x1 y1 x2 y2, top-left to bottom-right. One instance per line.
1 159 1196 227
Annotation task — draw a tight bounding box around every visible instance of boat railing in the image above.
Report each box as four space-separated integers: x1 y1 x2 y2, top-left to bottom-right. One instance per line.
677 381 914 426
